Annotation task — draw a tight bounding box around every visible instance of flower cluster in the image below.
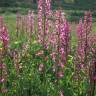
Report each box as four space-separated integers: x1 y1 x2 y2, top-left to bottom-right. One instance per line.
76 11 92 65
16 11 34 41
37 0 51 48
0 64 7 83
49 10 71 78
0 63 8 94
37 0 43 44
13 50 22 74
0 16 9 49
27 10 34 38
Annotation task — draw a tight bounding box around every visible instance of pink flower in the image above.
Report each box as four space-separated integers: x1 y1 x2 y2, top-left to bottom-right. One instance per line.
0 17 9 49
45 0 51 16
37 0 51 48
57 71 64 78
1 26 9 48
0 63 6 69
0 78 5 83
38 64 44 72
37 0 43 45
36 50 44 56
60 19 70 63
1 88 8 93
93 76 96 81
0 63 7 83
27 10 34 34
76 11 92 65
77 19 84 40
50 52 57 62
58 63 64 68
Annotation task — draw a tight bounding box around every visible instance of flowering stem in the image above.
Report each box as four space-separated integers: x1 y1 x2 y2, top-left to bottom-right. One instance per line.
89 50 96 96
43 0 46 49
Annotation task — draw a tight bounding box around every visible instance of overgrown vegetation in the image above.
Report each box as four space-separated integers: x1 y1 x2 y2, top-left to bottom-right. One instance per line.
0 0 96 96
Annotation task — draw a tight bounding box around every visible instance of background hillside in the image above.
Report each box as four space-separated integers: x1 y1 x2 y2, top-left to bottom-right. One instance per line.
0 0 96 10
0 0 96 22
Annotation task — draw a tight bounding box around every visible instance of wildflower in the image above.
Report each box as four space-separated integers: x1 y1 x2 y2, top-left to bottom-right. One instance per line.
0 63 8 91
13 50 21 74
38 64 44 72
1 88 8 94
0 17 8 47
89 34 96 46
76 11 92 65
58 63 64 68
52 65 56 72
93 76 96 81
0 78 5 83
27 10 34 38
36 50 44 56
50 52 57 62
38 0 43 44
37 0 51 48
61 23 70 59
57 71 64 78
